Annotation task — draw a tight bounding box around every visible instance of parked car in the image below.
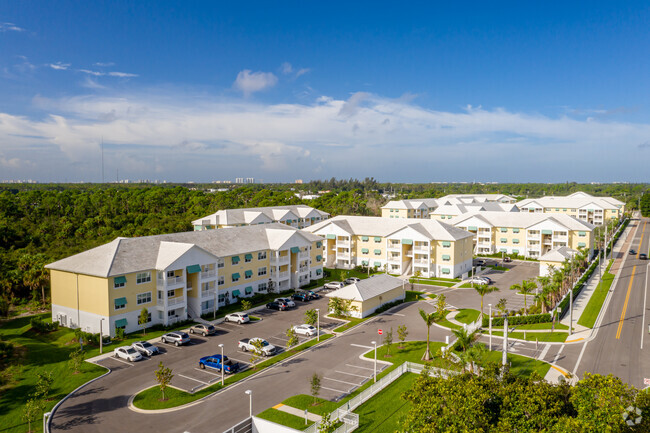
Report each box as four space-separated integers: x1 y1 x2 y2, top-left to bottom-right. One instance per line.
503 257 512 263
292 324 317 336
131 341 159 356
190 324 217 336
307 291 321 299
224 312 250 324
114 346 143 362
630 249 637 255
324 281 345 290
291 292 311 302
344 277 361 285
640 253 648 260
475 259 486 266
469 277 489 285
199 354 240 374
275 297 296 308
238 338 276 356
266 301 288 311
481 276 492 284
160 331 190 346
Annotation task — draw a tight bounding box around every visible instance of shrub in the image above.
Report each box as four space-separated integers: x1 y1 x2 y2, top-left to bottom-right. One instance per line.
30 317 59 333
483 313 551 327
0 339 13 360
73 328 101 345
375 299 403 314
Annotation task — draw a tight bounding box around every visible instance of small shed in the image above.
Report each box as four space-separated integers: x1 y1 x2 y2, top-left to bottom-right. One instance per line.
539 246 577 276
325 274 406 318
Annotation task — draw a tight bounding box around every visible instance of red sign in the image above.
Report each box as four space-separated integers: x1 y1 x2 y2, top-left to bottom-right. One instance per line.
644 378 650 386
378 329 383 335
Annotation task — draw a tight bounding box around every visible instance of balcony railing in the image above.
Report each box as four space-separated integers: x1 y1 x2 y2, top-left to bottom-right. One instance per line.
165 275 185 286
271 256 290 266
278 271 290 279
413 245 429 252
201 289 216 299
201 270 216 279
414 259 429 265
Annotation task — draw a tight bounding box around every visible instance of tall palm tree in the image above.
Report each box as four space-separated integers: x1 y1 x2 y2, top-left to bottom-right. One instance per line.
535 289 552 314
473 284 499 316
517 279 537 315
419 308 436 361
452 327 477 352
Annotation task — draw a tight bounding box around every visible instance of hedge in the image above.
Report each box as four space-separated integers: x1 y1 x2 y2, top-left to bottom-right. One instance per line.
482 313 551 327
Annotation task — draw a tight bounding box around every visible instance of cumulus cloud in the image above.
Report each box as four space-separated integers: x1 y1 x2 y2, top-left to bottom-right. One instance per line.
234 70 278 96
48 62 70 71
0 22 24 32
1 90 650 182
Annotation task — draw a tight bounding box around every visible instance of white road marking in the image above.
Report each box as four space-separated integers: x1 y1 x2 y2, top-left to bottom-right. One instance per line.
178 374 210 386
538 344 550 361
335 370 370 379
270 336 289 342
194 367 221 376
324 377 362 386
553 344 565 365
346 363 376 371
228 357 253 365
573 340 589 374
160 343 183 350
350 344 373 349
105 356 134 366
321 385 348 394
386 313 405 316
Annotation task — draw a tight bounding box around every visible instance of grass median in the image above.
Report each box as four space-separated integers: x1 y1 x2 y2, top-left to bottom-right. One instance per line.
489 330 569 343
132 333 334 410
577 267 615 329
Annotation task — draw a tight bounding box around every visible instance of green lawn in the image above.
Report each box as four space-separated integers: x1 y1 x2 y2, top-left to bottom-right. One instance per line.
354 373 418 433
404 291 424 302
411 279 456 287
0 314 107 433
436 310 461 330
256 407 315 430
490 330 569 343
331 317 365 333
323 267 378 284
132 334 333 410
454 309 480 324
577 269 615 328
487 265 510 271
483 350 551 377
514 322 569 331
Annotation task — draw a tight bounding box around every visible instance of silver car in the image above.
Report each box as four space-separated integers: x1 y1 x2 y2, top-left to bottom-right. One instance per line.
161 331 190 346
292 324 317 336
324 281 345 290
224 312 250 324
132 341 159 356
275 297 296 308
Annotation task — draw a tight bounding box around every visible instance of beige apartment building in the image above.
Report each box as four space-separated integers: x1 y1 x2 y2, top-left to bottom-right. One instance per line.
192 205 329 230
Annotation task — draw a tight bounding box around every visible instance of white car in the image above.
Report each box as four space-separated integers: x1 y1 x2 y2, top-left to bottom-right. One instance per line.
131 341 159 356
344 277 361 285
275 297 296 308
468 277 489 285
114 346 143 362
224 312 250 324
324 281 345 290
292 324 317 336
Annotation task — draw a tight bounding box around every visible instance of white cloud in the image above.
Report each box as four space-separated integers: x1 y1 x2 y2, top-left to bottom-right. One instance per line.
108 71 138 78
94 62 115 67
80 77 105 89
48 62 70 71
281 62 293 74
1 90 650 182
0 22 24 32
234 70 278 96
281 62 310 78
78 69 104 76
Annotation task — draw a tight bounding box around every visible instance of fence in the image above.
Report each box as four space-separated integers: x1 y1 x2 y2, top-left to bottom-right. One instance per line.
221 418 252 433
303 362 457 433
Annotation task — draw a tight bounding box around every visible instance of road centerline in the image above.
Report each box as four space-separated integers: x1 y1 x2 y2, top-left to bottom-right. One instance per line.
616 266 637 340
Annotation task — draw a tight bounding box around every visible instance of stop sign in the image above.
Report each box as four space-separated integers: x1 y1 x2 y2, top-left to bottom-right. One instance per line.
378 329 383 335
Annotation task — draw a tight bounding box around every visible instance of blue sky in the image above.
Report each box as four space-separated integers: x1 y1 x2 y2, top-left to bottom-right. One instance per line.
1 1 649 183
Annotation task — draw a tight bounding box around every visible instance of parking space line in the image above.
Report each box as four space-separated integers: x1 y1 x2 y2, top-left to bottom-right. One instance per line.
227 357 253 365
335 370 370 379
269 336 289 342
194 368 221 376
178 374 210 386
160 343 183 350
386 313 405 316
104 357 134 366
350 344 373 349
321 385 349 394
323 377 362 387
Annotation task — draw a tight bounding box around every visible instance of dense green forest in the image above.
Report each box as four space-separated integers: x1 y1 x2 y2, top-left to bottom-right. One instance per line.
0 181 646 312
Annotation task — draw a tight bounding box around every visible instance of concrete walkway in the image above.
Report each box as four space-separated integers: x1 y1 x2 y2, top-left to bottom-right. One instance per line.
560 220 634 336
273 403 322 422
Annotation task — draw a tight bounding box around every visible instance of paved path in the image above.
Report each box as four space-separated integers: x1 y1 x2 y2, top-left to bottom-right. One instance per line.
274 403 322 422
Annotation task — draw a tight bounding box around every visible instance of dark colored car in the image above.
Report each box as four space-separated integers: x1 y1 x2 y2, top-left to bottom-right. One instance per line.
640 253 648 260
307 291 320 299
199 354 240 374
630 249 637 255
266 301 288 311
292 292 311 302
503 257 512 263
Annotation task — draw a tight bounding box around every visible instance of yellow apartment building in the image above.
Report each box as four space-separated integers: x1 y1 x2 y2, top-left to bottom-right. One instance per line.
516 192 625 225
46 223 323 337
192 205 329 230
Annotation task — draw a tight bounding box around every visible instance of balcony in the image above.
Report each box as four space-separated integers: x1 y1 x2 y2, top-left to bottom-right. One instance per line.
337 252 351 259
336 240 350 248
158 275 184 288
413 245 429 252
201 289 216 299
158 296 186 308
271 255 290 266
414 259 429 265
387 244 401 252
278 271 290 279
388 257 401 264
201 270 216 279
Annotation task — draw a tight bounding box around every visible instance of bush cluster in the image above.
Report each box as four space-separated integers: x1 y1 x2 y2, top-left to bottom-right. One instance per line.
482 313 551 327
0 339 13 360
30 317 59 333
375 299 403 315
73 328 101 345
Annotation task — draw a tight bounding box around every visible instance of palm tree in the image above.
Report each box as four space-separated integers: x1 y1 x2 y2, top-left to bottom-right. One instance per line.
473 284 499 316
535 289 552 314
452 327 477 352
520 279 537 315
419 308 436 361
466 343 488 375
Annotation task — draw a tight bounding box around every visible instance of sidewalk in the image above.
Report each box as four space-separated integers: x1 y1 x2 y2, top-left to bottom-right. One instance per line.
273 403 322 422
560 220 635 335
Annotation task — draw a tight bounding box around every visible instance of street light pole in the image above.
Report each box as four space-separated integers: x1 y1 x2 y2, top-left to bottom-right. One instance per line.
245 390 253 418
219 343 224 386
502 315 508 369
488 304 492 351
569 287 573 336
315 308 320 342
99 318 105 354
371 341 377 383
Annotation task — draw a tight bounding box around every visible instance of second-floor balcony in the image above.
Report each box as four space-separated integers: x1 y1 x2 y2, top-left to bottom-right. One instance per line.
271 255 290 266
413 245 429 252
201 270 216 279
158 275 184 287
158 296 186 308
201 289 216 299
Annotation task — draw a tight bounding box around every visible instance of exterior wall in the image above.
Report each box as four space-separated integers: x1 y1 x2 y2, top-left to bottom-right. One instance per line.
309 240 324 279
356 285 405 318
539 260 564 277
220 250 271 304
51 304 110 336
50 270 109 316
493 226 526 255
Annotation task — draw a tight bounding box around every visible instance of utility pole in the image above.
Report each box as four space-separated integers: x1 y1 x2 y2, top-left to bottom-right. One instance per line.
502 315 508 368
569 287 573 336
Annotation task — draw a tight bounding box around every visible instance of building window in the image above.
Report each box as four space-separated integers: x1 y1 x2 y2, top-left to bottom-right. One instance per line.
245 254 253 263
258 282 267 292
167 289 175 298
245 270 253 279
258 251 267 260
218 276 225 286
217 260 224 268
114 297 127 310
137 292 152 305
232 273 240 282
113 276 126 289
136 272 151 284
258 267 267 276
166 270 175 278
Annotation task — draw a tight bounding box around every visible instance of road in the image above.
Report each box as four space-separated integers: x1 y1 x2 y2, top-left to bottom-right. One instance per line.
576 217 650 388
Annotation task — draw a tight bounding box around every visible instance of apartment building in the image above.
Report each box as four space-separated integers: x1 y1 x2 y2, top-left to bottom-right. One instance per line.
516 192 625 225
381 194 516 219
451 212 595 258
192 205 330 230
304 216 474 278
430 202 518 221
46 223 323 337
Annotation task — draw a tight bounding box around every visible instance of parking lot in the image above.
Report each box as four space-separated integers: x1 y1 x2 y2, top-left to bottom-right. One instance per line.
94 295 342 394
318 360 387 401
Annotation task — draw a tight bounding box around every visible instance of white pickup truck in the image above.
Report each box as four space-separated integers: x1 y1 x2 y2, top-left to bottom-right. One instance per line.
238 338 277 356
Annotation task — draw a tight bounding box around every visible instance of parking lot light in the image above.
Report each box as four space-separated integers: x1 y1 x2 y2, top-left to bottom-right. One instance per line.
371 341 377 383
218 343 224 386
315 308 320 342
488 304 492 351
245 390 253 418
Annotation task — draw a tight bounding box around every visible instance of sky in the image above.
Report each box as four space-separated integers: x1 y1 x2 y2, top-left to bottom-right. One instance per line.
0 1 649 183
